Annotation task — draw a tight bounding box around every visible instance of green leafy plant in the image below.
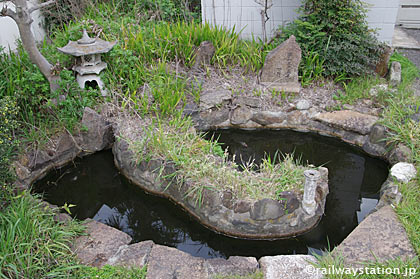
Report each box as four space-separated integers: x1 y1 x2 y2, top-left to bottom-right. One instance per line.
281 0 384 77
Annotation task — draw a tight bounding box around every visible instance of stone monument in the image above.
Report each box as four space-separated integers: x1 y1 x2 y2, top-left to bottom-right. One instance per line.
260 35 301 93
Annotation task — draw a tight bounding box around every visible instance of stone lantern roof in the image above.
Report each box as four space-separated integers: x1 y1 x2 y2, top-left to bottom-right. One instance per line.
57 30 116 57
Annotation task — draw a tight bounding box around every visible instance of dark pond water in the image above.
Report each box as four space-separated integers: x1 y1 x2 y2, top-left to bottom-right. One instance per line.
33 129 389 259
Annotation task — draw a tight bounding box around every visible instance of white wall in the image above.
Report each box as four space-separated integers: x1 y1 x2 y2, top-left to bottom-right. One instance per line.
201 0 400 44
0 0 46 52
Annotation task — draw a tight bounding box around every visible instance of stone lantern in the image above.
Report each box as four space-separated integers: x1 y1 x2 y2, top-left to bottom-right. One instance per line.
58 30 116 96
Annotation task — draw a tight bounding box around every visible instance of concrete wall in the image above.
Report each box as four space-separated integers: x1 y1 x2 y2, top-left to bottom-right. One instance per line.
0 0 46 52
201 0 400 44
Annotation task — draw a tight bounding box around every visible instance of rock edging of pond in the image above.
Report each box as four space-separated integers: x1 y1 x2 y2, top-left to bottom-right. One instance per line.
72 218 320 279
13 107 113 189
112 123 329 239
191 93 412 165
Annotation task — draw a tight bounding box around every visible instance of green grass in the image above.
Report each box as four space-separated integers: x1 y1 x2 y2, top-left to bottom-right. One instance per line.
0 191 83 279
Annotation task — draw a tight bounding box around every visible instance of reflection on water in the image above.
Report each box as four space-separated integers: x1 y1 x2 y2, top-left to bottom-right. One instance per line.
33 130 388 259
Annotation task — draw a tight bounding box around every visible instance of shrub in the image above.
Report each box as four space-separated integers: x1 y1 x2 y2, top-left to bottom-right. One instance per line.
281 0 384 77
0 96 19 184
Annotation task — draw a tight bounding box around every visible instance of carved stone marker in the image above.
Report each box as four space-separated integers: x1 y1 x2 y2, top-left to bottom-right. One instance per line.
260 35 301 93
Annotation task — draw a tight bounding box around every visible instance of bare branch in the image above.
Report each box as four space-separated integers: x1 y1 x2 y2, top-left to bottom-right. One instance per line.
28 0 55 13
1 4 17 20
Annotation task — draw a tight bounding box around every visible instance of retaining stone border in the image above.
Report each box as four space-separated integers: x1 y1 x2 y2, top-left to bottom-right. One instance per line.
13 106 417 276
112 115 329 239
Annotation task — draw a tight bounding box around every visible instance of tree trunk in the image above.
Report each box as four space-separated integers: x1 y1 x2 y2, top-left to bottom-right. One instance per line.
2 0 59 91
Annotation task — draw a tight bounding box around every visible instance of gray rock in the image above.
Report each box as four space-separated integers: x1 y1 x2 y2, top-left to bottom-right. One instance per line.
390 162 417 183
200 108 230 126
251 111 286 126
259 255 322 279
234 96 262 108
200 90 231 110
193 41 215 69
260 35 301 93
233 200 251 213
107 241 154 268
230 105 253 125
296 100 311 110
80 107 113 152
333 206 416 266
146 244 207 279
390 61 402 87
205 256 259 278
314 110 379 135
183 103 199 117
72 219 132 267
388 143 412 165
250 199 285 221
278 191 300 214
369 124 387 144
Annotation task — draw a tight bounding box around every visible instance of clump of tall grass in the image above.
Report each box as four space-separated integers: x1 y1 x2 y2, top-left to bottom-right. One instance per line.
0 191 83 279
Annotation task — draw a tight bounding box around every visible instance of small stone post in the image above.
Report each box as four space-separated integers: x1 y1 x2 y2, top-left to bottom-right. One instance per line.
302 170 320 216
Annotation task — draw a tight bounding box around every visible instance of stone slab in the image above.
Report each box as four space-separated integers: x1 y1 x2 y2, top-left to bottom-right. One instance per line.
147 244 207 279
205 256 259 278
72 219 132 267
259 255 322 279
392 27 420 50
106 240 154 268
333 205 416 266
314 110 378 135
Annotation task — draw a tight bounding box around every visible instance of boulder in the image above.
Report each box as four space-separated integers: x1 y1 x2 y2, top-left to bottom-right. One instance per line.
230 105 253 125
192 41 215 69
333 205 416 266
107 241 154 268
314 110 378 135
146 244 207 279
72 219 132 267
80 107 113 152
390 162 417 183
251 111 286 126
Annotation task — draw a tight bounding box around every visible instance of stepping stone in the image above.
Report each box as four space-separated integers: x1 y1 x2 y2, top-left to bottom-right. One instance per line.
72 219 132 267
106 240 154 268
314 110 378 135
333 205 416 266
259 255 322 279
146 244 207 279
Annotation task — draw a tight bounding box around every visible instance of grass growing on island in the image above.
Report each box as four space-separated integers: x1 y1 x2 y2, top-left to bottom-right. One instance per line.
124 116 308 204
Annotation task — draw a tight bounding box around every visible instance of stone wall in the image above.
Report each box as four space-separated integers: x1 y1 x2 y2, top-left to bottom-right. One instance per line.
201 0 400 44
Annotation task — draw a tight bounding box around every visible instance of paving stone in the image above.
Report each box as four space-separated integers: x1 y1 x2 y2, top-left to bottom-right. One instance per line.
72 219 132 267
314 110 378 135
333 205 416 266
259 255 322 279
205 256 258 278
107 241 154 268
147 244 207 279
